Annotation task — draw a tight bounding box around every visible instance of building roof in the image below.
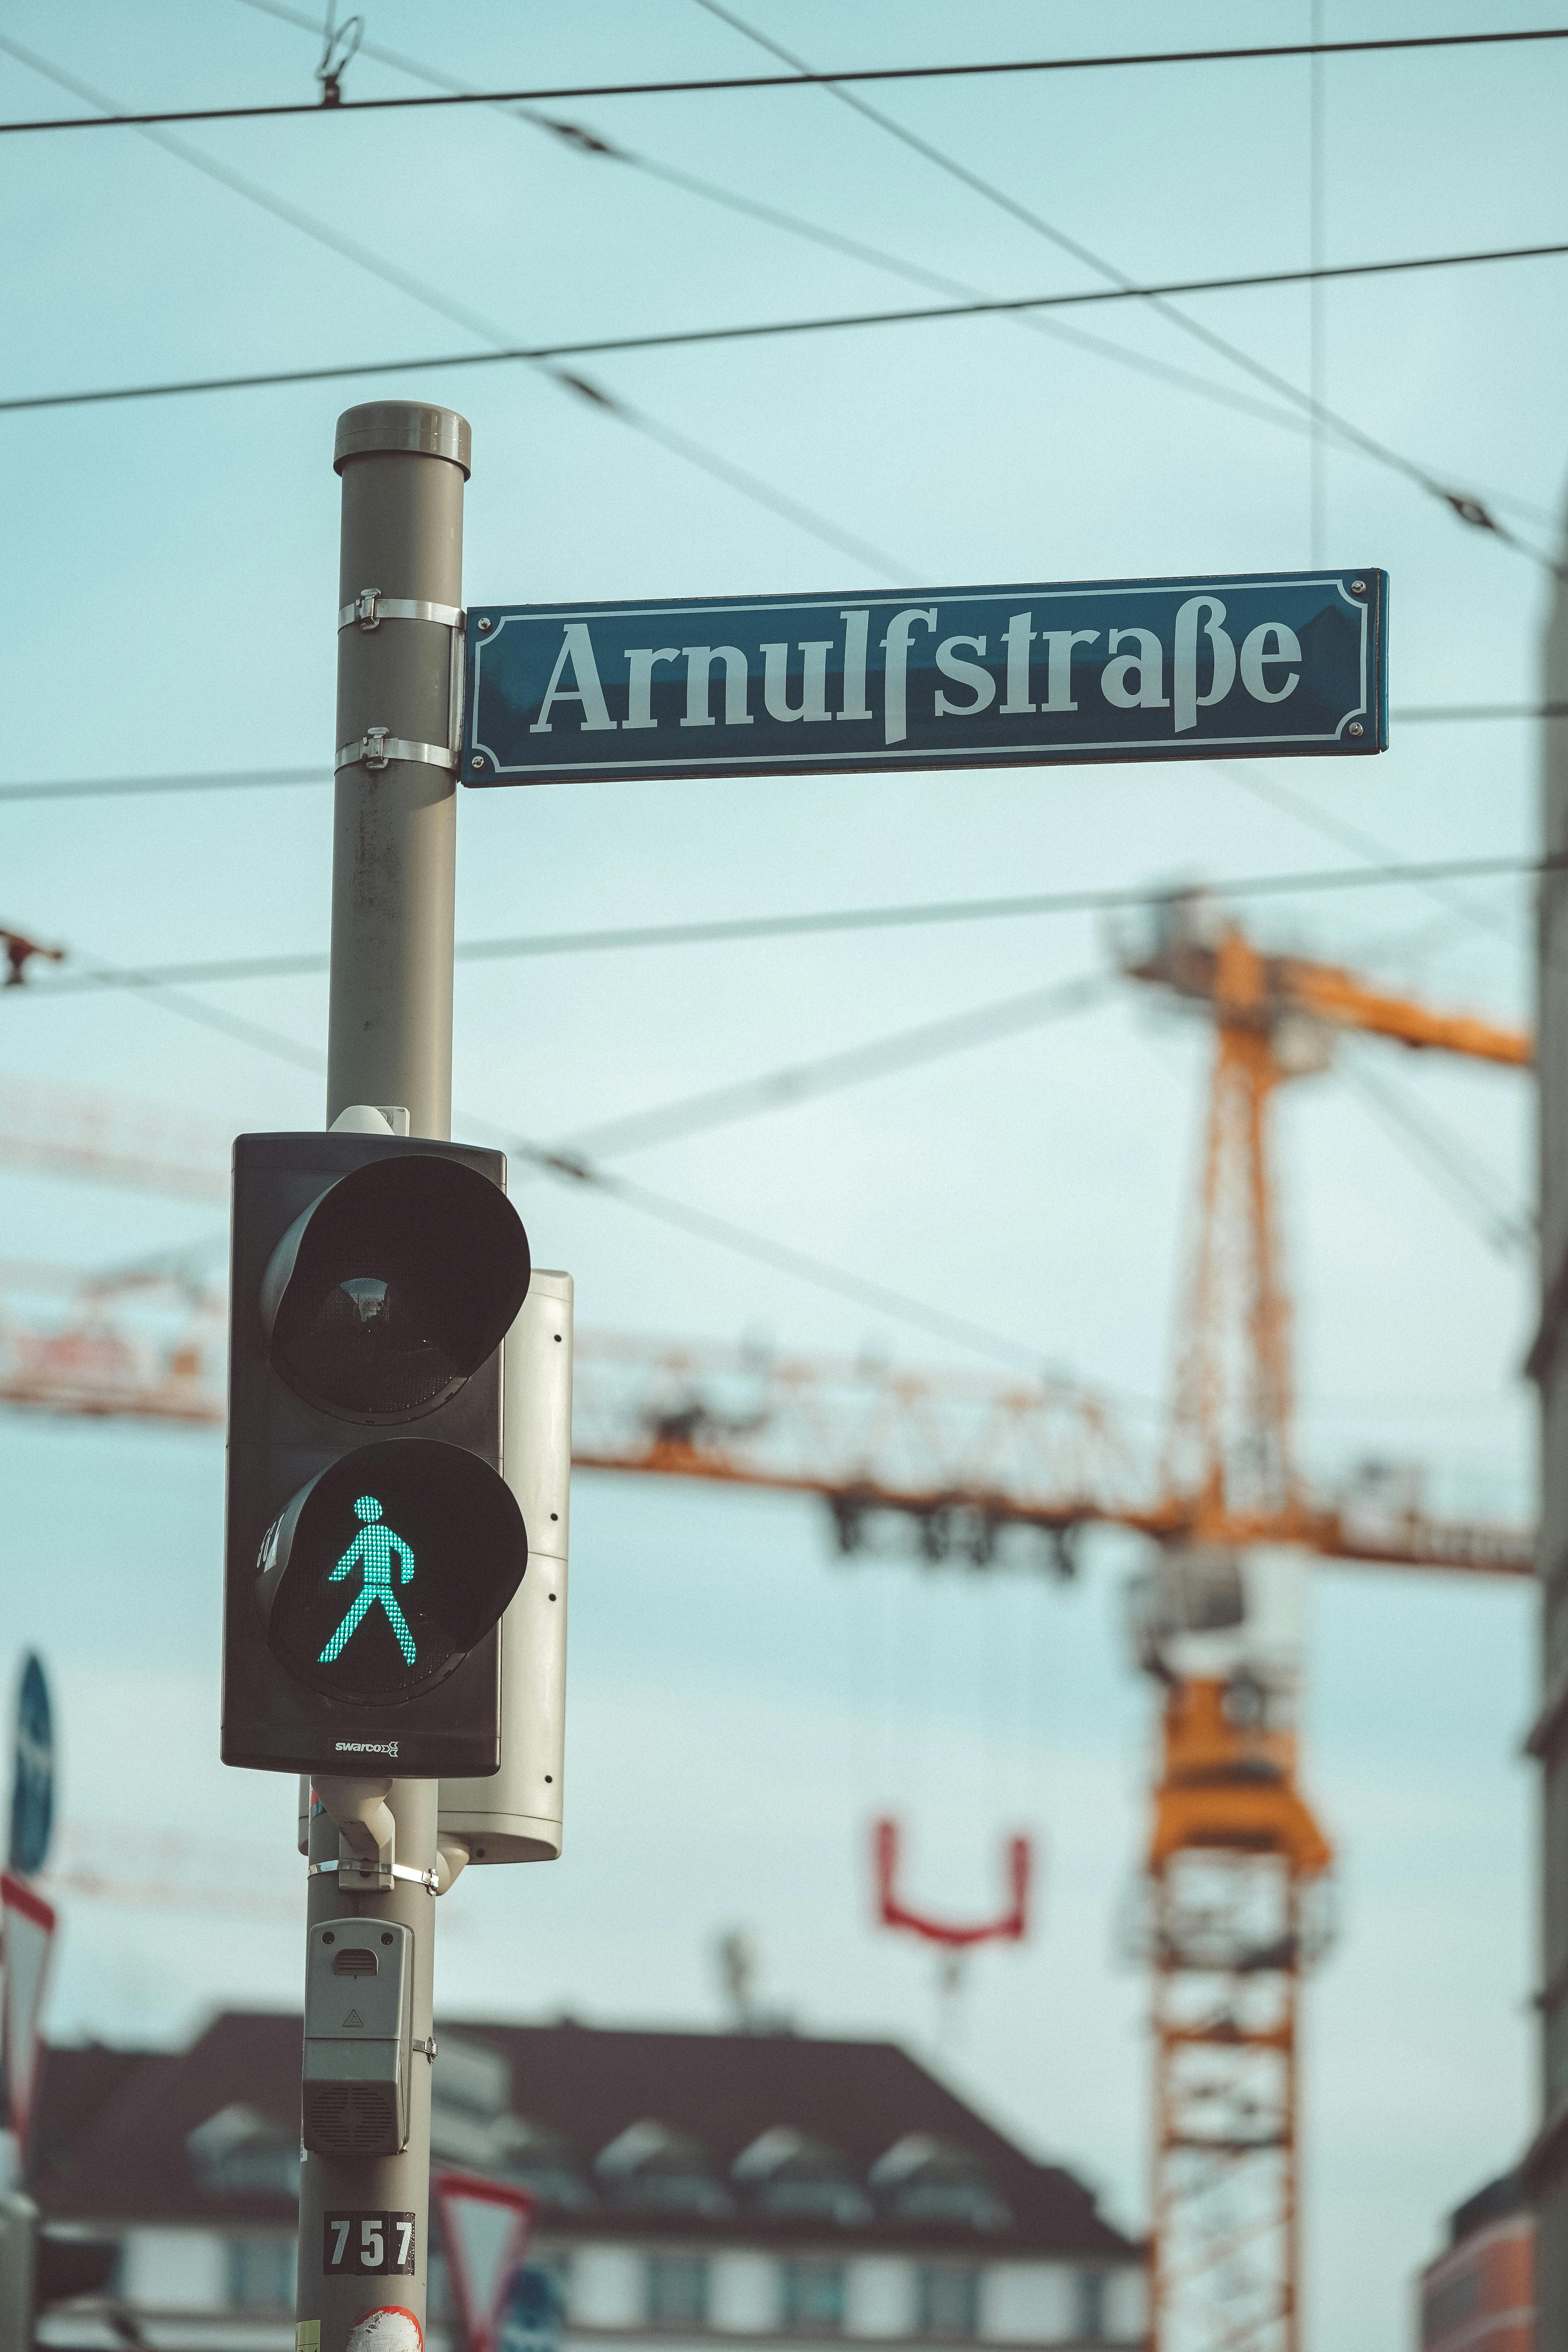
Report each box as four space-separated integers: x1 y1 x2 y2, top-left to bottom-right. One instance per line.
32 2013 1137 2263
29 2043 164 2197
1449 2170 1530 2248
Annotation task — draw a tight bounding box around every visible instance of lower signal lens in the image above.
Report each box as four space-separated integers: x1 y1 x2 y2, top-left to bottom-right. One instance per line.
257 1440 526 1705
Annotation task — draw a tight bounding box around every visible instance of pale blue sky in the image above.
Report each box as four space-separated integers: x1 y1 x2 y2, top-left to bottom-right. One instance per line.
0 4 1561 2346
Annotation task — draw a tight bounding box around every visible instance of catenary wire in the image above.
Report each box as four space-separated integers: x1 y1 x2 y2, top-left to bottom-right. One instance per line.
1336 1050 1532 1258
235 0 1405 479
0 32 911 580
4 23 1566 133
559 973 1113 1159
8 16 1558 576
1211 762 1519 947
44 937 1059 1374
233 5 1558 546
698 0 1565 579
4 706 1561 801
6 236 1566 435
14 853 1556 999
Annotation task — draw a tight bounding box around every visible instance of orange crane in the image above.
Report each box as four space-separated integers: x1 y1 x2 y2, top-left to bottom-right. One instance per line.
1119 892 1530 2352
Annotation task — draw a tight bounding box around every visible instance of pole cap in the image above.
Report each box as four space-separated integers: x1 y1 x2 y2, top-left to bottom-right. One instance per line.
334 401 472 478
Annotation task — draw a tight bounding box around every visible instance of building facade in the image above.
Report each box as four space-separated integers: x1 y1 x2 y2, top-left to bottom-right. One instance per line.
29 2016 1145 2352
1531 490 1568 2346
1418 2173 1534 2352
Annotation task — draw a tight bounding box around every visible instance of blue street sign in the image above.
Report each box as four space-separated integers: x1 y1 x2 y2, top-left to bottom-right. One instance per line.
496 2266 564 2352
463 570 1386 788
8 1654 53 1877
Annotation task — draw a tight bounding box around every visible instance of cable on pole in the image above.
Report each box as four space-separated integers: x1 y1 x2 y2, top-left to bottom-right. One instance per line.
3 24 1567 135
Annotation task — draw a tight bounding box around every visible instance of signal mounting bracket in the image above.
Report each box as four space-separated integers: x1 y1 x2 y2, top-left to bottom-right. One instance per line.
336 728 458 776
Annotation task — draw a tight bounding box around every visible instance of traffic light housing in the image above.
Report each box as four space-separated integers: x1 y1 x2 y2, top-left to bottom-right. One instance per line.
222 1131 531 1779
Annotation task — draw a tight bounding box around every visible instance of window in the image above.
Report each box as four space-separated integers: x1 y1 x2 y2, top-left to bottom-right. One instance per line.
733 2130 870 2226
1076 2270 1107 2342
188 2104 300 2198
1423 2265 1481 2347
782 2259 845 2332
871 2138 1010 2233
227 2237 296 2310
917 2266 979 2339
599 2122 732 2217
647 2254 709 2328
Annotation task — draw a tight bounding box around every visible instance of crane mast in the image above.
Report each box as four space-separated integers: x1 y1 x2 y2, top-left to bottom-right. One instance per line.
1123 893 1530 2352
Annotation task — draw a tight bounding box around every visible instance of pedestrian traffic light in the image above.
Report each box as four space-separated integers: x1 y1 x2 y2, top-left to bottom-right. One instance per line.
222 1130 532 1779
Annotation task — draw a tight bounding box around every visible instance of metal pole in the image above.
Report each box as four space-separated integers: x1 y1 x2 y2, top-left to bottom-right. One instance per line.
300 398 471 2352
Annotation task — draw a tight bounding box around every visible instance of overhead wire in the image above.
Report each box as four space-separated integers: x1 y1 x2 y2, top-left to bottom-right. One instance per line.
1335 1049 1532 1258
41 933 1056 1377
558 973 1112 1160
0 31 911 579
31 3 1568 553
7 235 1568 438
696 0 1567 581
13 852 1560 1000
4 22 1567 132
1210 762 1521 947
3 704 1563 802
230 2 1568 544
236 0 1381 465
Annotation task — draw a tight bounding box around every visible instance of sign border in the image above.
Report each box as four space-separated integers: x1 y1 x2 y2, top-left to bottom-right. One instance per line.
462 569 1387 787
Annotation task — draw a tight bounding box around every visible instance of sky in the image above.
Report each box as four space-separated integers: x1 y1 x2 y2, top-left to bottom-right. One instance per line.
0 2 1561 2347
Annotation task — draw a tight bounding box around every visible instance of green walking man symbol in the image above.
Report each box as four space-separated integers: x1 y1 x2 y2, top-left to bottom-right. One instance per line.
319 1495 418 1667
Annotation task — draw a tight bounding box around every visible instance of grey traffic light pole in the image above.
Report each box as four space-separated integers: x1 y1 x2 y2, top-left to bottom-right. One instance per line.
301 399 472 2352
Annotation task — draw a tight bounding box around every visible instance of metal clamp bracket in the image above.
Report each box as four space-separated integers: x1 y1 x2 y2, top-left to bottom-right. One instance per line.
339 588 465 633
335 727 457 776
308 1857 439 1894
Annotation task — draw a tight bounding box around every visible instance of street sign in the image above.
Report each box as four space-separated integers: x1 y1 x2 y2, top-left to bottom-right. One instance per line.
0 1871 56 2147
432 2173 535 2352
7 1656 52 1877
462 569 1386 787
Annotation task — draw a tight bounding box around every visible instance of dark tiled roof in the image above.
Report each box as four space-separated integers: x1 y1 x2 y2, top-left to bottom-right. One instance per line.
33 2014 1135 2261
35 2013 302 2228
469 2022 1132 2258
28 2043 159 2193
1450 2169 1529 2246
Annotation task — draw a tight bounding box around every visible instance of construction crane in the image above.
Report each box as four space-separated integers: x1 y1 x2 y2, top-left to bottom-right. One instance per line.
1117 893 1531 2352
0 933 1536 2351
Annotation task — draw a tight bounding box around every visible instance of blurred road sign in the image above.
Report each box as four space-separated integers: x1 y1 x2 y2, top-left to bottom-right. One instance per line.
463 570 1387 787
433 2173 535 2352
7 1656 52 1878
496 2265 563 2352
0 1871 56 2145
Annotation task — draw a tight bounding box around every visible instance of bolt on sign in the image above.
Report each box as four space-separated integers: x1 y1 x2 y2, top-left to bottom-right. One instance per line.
462 571 1387 787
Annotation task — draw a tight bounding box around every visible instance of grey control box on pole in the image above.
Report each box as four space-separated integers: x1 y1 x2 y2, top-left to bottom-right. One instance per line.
303 1920 415 2158
440 1269 573 1864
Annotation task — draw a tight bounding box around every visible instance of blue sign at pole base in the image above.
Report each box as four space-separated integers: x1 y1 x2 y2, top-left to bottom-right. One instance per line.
8 1654 53 1878
463 570 1386 787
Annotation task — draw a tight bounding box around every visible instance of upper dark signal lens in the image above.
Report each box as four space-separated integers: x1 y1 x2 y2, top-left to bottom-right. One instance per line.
261 1154 530 1424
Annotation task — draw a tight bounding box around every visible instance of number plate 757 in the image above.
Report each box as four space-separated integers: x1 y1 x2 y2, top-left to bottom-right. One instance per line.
323 2213 415 2276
